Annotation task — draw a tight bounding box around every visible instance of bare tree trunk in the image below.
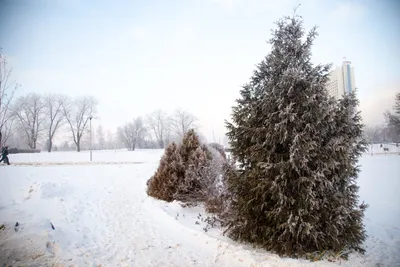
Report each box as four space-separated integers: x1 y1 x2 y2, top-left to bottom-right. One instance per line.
44 94 66 153
30 128 36 149
76 134 81 152
48 138 52 153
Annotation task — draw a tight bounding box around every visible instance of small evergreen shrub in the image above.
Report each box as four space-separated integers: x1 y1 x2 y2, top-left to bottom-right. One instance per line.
147 142 184 202
147 129 229 205
174 146 209 202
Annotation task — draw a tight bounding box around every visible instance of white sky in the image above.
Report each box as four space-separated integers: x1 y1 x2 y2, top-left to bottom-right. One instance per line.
0 0 399 143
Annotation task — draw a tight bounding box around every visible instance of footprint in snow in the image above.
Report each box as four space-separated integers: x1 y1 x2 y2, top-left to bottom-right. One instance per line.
24 186 35 200
46 241 61 256
14 222 25 232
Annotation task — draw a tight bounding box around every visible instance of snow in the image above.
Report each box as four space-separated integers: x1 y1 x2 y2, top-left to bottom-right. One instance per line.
367 143 400 155
9 149 163 164
0 150 399 266
357 154 400 266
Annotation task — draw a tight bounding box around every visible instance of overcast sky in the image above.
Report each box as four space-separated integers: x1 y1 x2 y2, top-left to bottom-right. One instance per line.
0 0 399 143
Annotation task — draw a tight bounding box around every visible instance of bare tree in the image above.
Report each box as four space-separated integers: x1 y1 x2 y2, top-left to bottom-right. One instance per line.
44 94 66 152
171 108 197 140
132 117 146 149
146 110 171 148
14 93 46 149
365 123 400 144
62 96 97 152
385 93 400 138
118 117 146 151
105 130 115 149
60 141 72 151
0 50 19 146
118 125 131 150
96 124 106 150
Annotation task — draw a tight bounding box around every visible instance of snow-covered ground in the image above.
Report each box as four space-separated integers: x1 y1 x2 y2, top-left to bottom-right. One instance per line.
0 150 399 266
357 154 400 266
367 143 400 155
9 149 160 164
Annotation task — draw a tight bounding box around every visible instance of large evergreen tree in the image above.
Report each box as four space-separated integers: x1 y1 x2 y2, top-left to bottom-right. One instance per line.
225 14 367 256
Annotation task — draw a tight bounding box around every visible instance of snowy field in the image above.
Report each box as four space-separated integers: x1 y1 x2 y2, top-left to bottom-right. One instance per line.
367 143 400 155
9 149 157 165
0 150 399 267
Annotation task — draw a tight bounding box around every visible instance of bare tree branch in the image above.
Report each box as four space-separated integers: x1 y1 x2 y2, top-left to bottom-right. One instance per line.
171 108 197 140
0 50 20 146
0 115 16 146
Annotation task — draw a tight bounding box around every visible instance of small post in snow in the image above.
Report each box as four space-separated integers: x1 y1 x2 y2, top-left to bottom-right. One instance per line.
370 142 373 156
90 116 93 162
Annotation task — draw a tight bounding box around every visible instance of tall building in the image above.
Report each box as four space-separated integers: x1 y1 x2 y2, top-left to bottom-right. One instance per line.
325 60 355 99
